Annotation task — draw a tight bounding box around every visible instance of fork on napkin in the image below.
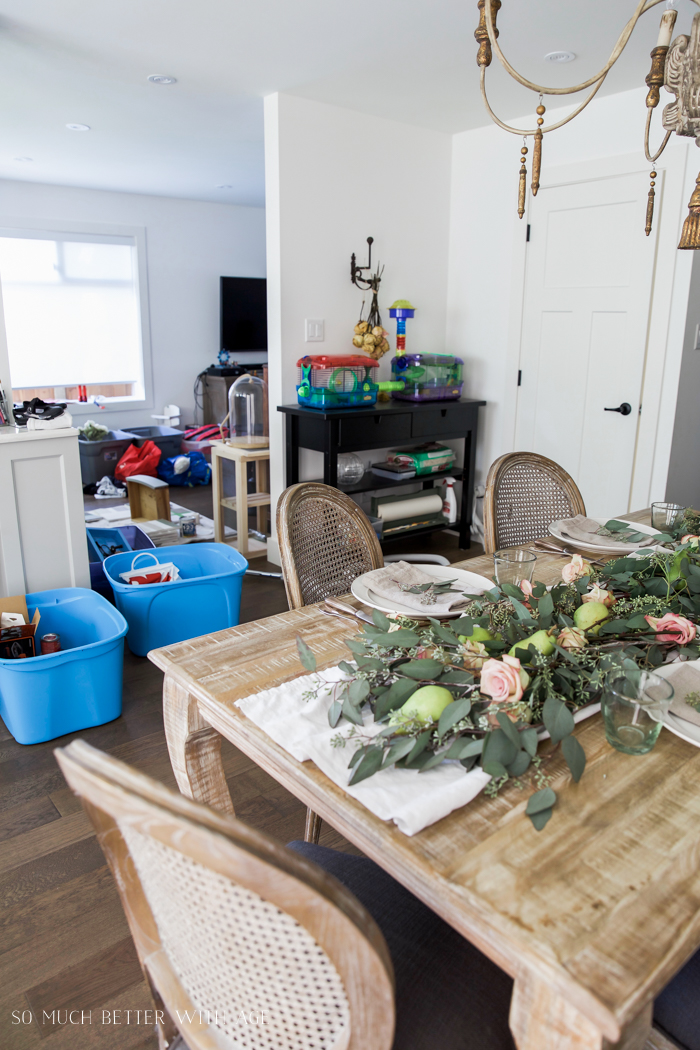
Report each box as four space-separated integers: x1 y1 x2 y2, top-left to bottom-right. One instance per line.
552 515 657 549
361 560 469 614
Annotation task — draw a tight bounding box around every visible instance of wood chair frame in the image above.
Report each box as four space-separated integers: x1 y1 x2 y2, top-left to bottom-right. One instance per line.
483 452 586 555
55 739 395 1050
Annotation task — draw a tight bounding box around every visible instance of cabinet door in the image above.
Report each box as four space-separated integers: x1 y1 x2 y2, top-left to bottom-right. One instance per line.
411 403 475 439
339 413 411 450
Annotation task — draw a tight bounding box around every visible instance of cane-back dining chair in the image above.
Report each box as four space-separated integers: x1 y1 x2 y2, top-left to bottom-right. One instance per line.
276 482 384 610
483 452 586 555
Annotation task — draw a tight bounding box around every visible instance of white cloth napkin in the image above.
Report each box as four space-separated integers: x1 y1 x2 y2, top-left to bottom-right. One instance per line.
236 666 490 836
361 560 469 614
554 514 656 548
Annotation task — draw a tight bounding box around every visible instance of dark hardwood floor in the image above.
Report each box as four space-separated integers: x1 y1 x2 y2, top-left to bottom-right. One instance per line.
1 481 482 1048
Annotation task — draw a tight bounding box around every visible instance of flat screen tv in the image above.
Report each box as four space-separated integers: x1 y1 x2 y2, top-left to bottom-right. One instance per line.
220 276 267 355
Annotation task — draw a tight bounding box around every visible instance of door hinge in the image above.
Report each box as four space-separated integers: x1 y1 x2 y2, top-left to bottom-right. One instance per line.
526 224 531 242
639 404 642 415
517 369 522 387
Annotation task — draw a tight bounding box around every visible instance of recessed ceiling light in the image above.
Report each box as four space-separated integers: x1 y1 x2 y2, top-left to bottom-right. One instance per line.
147 74 177 85
544 51 576 63
14 156 33 162
66 123 90 131
216 184 234 189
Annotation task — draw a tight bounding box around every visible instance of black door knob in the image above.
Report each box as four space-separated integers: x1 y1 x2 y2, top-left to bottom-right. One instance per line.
604 402 632 416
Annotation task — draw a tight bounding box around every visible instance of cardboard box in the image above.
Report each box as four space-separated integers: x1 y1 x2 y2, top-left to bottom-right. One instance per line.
0 596 41 659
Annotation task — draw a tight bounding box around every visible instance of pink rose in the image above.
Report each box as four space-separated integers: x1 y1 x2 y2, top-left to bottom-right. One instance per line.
562 554 592 584
480 654 527 704
557 626 587 650
581 584 616 608
645 613 696 646
459 639 489 669
520 580 533 609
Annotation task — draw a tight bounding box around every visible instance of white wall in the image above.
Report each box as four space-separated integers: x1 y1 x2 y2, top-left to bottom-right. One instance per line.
446 87 696 506
264 93 452 560
0 179 266 429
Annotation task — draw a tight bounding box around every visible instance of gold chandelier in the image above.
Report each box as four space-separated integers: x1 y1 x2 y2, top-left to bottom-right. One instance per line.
475 0 700 248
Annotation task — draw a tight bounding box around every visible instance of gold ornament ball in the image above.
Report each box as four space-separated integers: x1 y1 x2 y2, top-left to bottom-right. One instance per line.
521 146 528 155
536 105 545 115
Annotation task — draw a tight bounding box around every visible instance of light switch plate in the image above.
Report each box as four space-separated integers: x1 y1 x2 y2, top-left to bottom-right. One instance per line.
305 318 324 342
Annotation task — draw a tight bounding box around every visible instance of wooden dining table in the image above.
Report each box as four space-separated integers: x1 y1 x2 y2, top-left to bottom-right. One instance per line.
149 509 700 1050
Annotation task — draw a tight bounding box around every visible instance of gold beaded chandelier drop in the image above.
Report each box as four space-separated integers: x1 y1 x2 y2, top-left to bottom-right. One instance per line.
475 0 700 248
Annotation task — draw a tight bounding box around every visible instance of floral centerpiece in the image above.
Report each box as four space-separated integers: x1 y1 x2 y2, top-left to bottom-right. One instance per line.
297 512 700 830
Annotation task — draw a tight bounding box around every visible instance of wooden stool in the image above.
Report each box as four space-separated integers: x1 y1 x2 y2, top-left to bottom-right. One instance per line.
211 441 270 558
126 475 171 522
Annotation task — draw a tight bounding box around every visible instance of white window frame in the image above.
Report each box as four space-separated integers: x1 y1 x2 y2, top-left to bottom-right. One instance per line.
0 217 154 418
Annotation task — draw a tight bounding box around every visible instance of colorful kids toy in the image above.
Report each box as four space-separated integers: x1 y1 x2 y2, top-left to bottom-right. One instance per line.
390 353 464 402
388 300 416 356
296 355 404 409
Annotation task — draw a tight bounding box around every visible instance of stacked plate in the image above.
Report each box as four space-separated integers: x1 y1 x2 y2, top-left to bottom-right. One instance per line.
548 517 661 556
351 564 493 620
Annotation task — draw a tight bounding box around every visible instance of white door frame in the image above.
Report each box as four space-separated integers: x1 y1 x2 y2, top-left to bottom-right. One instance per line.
503 146 693 511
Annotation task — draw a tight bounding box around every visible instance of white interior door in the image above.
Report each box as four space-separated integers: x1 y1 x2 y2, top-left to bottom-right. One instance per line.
514 169 659 517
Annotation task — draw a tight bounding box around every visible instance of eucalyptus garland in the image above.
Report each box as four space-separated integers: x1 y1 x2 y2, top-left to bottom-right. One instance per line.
296 512 700 830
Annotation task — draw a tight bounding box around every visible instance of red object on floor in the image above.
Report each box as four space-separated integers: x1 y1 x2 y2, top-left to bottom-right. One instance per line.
114 439 161 482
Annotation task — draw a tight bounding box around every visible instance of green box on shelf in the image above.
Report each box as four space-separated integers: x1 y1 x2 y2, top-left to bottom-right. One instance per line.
386 443 455 476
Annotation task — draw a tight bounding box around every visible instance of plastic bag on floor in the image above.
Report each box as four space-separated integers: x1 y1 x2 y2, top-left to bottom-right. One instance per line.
118 553 181 586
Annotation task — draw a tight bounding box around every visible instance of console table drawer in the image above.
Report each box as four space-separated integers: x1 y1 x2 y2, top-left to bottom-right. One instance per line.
339 412 411 449
411 402 476 438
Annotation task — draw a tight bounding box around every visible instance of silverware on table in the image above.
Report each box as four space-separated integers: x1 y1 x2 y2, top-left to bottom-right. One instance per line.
322 597 375 625
528 541 608 567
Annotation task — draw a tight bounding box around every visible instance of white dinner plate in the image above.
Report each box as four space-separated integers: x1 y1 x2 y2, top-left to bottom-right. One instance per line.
549 516 662 555
652 659 700 748
351 563 494 619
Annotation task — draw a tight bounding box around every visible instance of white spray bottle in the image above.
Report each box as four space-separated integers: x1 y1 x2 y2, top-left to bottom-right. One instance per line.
442 477 457 524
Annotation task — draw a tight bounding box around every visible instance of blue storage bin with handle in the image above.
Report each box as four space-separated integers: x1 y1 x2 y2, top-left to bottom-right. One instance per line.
0 588 128 745
103 543 248 657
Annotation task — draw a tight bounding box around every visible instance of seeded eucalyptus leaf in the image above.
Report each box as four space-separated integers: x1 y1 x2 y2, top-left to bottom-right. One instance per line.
349 679 370 703
496 711 521 749
404 729 432 765
440 669 474 684
373 678 418 719
348 747 366 769
356 656 385 671
338 661 355 675
382 737 417 767
438 698 472 737
525 786 556 815
348 747 384 785
345 638 368 655
483 760 508 779
341 695 364 726
371 608 391 630
501 583 526 601
538 591 554 623
431 623 459 645
528 806 553 831
418 751 448 772
626 614 650 630
507 750 531 777
451 617 475 635
542 696 575 744
561 734 586 783
400 659 444 680
296 635 316 672
377 629 421 648
482 728 518 768
328 700 343 728
460 754 478 771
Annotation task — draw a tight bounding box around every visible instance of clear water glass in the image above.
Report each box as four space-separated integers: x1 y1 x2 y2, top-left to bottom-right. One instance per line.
602 671 674 755
493 549 537 588
651 502 686 531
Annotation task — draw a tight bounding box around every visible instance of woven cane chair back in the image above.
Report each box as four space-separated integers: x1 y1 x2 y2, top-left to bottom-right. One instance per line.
55 740 395 1050
277 483 383 610
483 452 586 554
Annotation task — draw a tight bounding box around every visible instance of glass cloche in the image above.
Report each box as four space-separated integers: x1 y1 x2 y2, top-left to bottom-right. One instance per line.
227 373 268 448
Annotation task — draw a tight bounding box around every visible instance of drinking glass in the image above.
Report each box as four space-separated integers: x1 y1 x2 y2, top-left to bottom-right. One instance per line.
601 671 674 755
651 502 686 531
493 549 537 588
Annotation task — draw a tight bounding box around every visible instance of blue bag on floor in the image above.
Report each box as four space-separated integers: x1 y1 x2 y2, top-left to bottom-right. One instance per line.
158 450 212 486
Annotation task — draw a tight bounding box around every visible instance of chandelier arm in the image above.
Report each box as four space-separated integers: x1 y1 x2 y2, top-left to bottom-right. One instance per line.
479 66 607 137
644 106 673 163
483 0 694 98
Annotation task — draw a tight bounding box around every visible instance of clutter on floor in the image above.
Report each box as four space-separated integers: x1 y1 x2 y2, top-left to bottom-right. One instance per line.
85 500 233 545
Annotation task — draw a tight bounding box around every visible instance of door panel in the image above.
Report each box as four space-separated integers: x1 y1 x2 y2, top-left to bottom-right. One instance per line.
515 171 658 517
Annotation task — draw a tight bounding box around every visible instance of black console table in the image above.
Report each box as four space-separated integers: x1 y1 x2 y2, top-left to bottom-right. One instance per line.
277 399 485 549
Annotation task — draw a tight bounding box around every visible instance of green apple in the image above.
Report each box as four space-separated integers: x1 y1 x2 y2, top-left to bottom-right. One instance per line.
458 625 500 644
573 601 611 634
399 685 454 723
508 629 555 659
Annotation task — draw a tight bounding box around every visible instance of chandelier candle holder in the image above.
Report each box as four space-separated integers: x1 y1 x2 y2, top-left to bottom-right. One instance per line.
388 300 416 357
475 0 700 249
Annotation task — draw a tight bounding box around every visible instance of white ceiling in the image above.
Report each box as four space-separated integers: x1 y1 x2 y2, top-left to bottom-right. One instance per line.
0 0 697 206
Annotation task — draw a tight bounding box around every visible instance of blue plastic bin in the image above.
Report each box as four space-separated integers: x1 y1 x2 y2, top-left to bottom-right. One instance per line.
103 543 247 657
87 524 155 600
0 588 128 745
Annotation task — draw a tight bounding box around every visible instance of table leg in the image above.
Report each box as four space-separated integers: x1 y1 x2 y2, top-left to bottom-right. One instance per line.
213 450 225 544
162 674 235 815
509 974 652 1050
235 454 248 557
323 418 339 488
285 414 299 485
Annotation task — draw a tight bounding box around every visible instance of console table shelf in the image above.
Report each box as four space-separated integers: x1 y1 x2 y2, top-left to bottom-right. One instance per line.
278 399 485 550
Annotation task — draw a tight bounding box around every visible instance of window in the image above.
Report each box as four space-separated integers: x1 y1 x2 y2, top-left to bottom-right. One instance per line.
0 228 148 405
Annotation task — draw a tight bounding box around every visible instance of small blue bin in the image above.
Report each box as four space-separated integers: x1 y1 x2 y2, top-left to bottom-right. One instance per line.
87 524 155 601
103 543 247 657
0 588 128 745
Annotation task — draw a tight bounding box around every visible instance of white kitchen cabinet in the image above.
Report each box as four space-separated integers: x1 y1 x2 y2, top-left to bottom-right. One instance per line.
0 428 90 597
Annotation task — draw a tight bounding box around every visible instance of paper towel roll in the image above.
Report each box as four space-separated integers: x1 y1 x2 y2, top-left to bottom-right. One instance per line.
377 493 443 522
